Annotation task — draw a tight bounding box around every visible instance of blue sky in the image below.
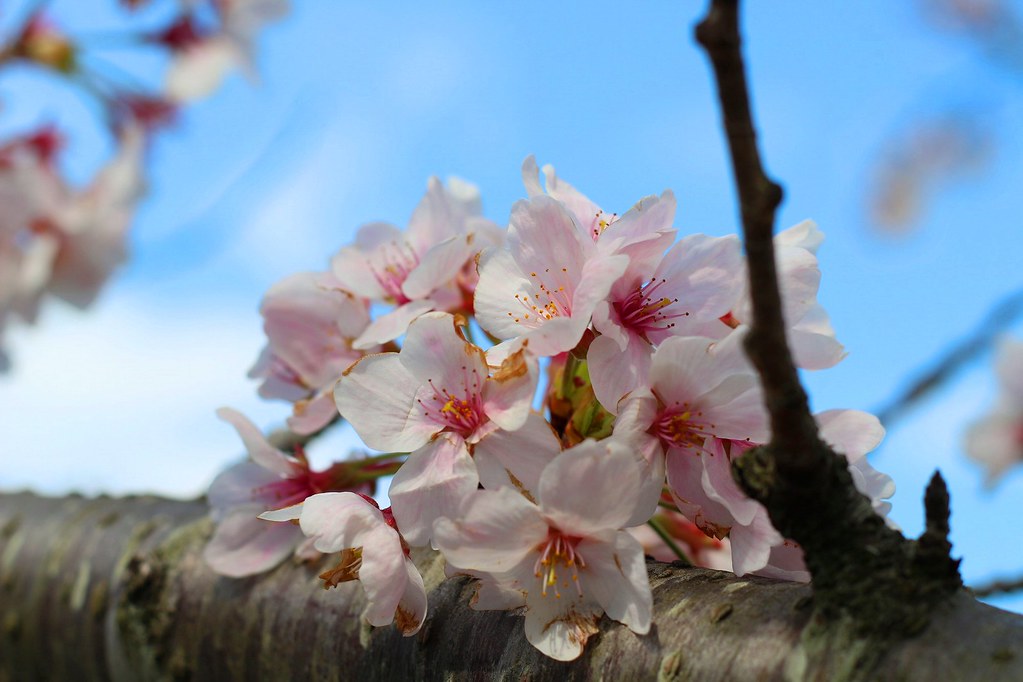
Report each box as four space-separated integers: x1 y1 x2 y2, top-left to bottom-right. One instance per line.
2 1 1023 610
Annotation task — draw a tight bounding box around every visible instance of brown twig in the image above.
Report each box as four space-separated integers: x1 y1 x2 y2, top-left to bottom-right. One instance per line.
695 0 961 641
972 574 1023 598
877 286 1023 427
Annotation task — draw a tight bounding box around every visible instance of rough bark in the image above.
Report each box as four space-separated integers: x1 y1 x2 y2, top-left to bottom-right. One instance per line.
2 491 1022 681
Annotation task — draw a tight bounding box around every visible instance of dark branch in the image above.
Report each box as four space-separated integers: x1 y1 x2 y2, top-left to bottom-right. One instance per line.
973 575 1023 599
695 0 962 642
876 287 1023 427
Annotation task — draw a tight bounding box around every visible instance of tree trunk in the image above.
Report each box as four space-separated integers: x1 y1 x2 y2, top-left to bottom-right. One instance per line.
1 491 1021 681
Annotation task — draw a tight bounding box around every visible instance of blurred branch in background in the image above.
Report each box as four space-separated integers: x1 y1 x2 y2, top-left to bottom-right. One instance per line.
876 285 1023 427
867 0 1023 233
973 572 1023 597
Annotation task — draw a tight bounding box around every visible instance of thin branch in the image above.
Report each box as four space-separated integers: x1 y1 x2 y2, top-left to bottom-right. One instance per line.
972 574 1023 599
877 286 1023 427
695 0 961 641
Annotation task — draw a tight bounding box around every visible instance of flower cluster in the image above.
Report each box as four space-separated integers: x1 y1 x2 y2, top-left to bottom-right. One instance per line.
0 1 287 369
206 157 895 659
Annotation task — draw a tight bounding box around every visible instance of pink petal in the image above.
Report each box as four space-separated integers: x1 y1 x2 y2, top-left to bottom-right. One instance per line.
203 506 301 577
330 221 405 300
216 407 300 477
207 460 280 517
481 344 538 432
403 234 475 300
353 299 436 350
522 583 602 662
287 389 339 435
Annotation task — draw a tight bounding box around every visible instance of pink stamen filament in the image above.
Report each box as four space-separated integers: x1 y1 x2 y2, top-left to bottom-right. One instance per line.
368 240 419 304
588 210 618 241
534 530 586 599
615 278 690 336
416 366 486 437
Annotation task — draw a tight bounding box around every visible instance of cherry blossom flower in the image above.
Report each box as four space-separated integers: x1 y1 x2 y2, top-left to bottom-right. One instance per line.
46 123 146 308
696 221 846 370
331 177 501 349
474 195 629 357
433 439 652 661
162 0 289 101
587 232 744 412
261 492 427 636
249 271 376 435
613 330 770 525
203 408 373 577
965 337 1023 485
662 408 893 580
521 156 675 257
334 311 537 546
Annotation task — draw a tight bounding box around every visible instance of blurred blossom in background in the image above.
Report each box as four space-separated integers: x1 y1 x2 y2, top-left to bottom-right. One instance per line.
3 0 1023 612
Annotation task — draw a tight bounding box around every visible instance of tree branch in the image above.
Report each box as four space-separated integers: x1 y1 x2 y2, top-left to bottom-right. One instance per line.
695 0 962 647
876 286 1023 427
973 574 1023 599
2 491 1023 681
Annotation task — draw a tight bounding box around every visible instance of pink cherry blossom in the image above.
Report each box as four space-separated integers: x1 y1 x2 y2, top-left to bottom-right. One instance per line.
46 123 146 308
249 271 377 435
261 492 427 636
330 177 501 349
521 156 676 257
334 311 537 546
474 194 629 357
163 0 289 101
433 439 652 661
588 232 744 412
965 338 1023 485
661 408 893 580
203 408 373 577
695 221 846 370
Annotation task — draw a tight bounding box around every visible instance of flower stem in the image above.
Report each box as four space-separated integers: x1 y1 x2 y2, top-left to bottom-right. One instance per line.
647 517 691 566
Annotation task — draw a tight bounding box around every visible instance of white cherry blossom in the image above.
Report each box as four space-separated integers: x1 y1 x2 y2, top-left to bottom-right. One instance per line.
434 439 652 661
334 312 537 546
261 492 427 636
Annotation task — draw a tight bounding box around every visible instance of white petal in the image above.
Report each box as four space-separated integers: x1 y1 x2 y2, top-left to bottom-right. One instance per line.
578 531 652 634
816 409 885 462
334 353 437 452
588 332 652 415
433 487 547 573
388 434 480 547
482 344 538 431
359 525 411 627
473 248 539 339
540 439 641 536
298 492 384 553
474 413 561 499
394 558 428 635
523 584 601 661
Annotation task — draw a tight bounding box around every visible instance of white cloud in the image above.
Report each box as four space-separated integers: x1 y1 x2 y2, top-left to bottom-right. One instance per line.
0 292 287 498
